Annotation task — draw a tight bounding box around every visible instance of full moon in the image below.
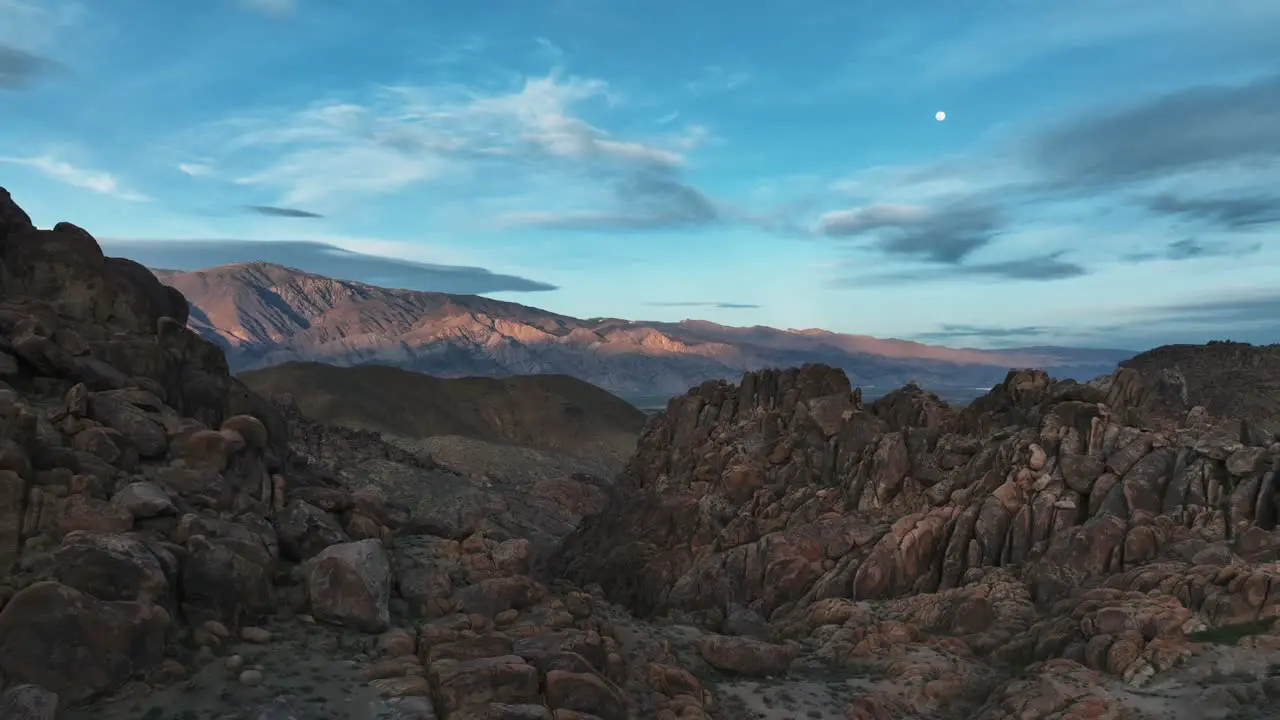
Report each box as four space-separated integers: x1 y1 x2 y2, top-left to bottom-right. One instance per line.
935 111 946 121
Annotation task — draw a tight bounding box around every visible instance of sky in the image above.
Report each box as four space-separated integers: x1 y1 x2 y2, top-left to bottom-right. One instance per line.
1 0 1279 350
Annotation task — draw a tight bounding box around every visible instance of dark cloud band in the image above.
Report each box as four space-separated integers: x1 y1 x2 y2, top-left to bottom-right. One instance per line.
0 45 57 90
645 301 761 309
244 205 325 218
99 239 558 294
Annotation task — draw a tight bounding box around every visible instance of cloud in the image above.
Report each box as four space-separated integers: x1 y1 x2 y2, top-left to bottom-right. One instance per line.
644 301 760 309
1027 73 1280 190
0 0 84 53
189 72 708 211
821 72 1280 277
1124 237 1262 262
178 162 213 177
816 202 1003 263
909 289 1280 349
244 205 323 218
831 0 1280 93
239 0 295 16
500 170 719 230
836 251 1087 286
1087 289 1280 347
98 239 557 294
815 204 931 235
1143 193 1280 229
912 323 1052 342
0 155 150 201
0 44 55 89
955 252 1088 280
685 65 751 95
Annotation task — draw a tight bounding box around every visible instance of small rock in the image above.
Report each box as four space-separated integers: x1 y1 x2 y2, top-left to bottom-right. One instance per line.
151 659 188 684
377 627 417 658
240 626 272 643
0 684 59 720
370 675 431 698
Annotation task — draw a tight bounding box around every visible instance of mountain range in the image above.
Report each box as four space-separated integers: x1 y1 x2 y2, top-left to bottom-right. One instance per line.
153 262 1136 402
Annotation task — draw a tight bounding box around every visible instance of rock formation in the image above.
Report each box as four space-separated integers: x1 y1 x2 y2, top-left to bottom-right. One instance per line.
554 361 1280 718
0 188 715 720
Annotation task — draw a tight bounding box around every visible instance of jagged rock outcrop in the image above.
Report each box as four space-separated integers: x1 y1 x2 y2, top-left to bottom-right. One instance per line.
554 360 1280 718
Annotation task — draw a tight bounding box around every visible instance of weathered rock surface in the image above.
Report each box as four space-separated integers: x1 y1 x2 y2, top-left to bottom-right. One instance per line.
304 538 393 632
554 359 1280 718
0 187 718 720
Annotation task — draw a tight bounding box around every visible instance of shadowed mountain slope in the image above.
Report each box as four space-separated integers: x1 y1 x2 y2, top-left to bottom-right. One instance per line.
239 360 646 460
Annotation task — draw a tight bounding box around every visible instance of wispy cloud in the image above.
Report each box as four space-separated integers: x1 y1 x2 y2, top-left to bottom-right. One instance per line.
499 170 718 230
186 72 710 214
0 0 84 50
1027 73 1280 192
1124 237 1262 262
0 155 150 201
836 251 1087 286
178 162 213 177
815 203 1002 263
829 73 1280 212
912 323 1052 343
244 205 323 218
819 71 1280 287
0 44 56 89
102 239 557 294
1142 194 1280 229
1065 289 1280 347
834 0 1280 92
644 301 760 309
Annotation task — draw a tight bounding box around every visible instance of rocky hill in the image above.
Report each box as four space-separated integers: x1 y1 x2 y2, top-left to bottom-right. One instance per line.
239 361 646 464
1120 341 1280 425
153 262 1133 398
552 358 1280 718
0 186 738 720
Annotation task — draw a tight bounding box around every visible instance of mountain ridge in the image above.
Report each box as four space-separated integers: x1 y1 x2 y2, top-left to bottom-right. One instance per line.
153 261 1137 397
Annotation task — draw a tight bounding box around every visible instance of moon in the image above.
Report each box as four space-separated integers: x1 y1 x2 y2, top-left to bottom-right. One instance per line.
935 111 946 122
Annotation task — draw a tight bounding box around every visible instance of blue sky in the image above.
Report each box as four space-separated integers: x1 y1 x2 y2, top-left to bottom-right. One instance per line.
2 0 1279 350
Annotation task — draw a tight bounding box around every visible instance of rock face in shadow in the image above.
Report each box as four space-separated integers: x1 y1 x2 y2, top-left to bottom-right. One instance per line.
1121 340 1280 425
0 187 723 720
239 361 647 462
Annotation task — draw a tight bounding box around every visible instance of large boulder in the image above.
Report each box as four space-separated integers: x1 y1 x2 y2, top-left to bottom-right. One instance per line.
273 499 349 561
52 532 171 605
0 582 168 702
179 517 278 626
304 539 393 633
0 186 35 240
0 222 185 335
